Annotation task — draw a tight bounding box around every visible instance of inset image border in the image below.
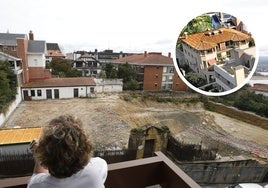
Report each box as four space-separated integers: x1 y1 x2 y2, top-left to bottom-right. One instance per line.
174 12 259 96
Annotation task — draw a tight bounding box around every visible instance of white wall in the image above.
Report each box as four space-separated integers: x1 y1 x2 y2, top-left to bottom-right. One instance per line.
28 54 46 67
94 79 123 93
21 86 96 100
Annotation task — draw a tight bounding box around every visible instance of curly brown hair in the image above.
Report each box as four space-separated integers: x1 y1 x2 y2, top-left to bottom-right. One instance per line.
35 115 92 178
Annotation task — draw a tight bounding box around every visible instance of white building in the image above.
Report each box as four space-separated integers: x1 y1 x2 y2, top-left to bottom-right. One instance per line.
21 77 96 100
21 77 123 100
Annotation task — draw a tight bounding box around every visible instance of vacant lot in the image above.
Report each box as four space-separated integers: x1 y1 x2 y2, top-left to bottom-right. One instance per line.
3 93 268 159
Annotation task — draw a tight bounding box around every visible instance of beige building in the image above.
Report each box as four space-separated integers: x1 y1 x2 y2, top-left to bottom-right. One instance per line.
178 27 255 91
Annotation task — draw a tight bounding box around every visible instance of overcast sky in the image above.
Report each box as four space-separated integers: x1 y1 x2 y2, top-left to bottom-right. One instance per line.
1 0 267 57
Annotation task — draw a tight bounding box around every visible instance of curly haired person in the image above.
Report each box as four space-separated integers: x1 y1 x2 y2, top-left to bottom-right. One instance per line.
27 115 107 188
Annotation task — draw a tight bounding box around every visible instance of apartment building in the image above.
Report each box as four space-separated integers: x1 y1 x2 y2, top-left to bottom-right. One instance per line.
113 52 187 91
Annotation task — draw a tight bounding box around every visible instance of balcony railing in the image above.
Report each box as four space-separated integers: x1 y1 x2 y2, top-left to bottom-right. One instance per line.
0 152 200 188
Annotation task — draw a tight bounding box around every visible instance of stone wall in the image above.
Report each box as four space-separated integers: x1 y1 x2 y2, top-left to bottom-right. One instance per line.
208 101 268 130
128 124 170 159
179 157 268 184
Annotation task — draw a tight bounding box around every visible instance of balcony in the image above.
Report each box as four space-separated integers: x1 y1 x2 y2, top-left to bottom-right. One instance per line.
0 152 200 188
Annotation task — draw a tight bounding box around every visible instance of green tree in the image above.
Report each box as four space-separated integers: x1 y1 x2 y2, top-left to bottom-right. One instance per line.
99 70 106 78
180 14 213 35
117 63 139 90
0 60 17 113
124 79 139 90
117 63 136 82
48 58 81 77
185 72 207 87
104 63 117 78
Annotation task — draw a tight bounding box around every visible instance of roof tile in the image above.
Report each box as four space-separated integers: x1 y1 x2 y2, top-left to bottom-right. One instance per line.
113 52 173 65
22 77 96 88
181 27 251 50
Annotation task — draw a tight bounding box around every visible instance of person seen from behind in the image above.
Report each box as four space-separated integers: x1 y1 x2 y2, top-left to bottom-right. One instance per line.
27 115 107 188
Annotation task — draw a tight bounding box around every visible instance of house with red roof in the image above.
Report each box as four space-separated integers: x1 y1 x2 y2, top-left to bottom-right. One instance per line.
0 31 123 101
249 83 268 97
21 77 97 100
177 27 255 92
113 51 187 91
46 42 65 63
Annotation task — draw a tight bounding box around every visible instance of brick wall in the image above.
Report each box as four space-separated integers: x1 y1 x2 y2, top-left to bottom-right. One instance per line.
143 66 163 90
172 71 187 91
16 38 29 83
28 67 51 81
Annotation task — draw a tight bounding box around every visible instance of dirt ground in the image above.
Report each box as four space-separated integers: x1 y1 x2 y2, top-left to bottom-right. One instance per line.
2 93 268 159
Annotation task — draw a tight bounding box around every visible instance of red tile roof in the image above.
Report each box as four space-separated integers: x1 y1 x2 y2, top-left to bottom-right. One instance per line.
46 50 65 57
113 52 173 66
22 77 96 88
250 84 268 92
208 59 217 65
181 27 251 50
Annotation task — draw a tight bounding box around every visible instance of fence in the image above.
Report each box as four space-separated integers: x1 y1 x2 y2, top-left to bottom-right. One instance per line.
0 152 34 178
0 147 137 178
166 136 217 161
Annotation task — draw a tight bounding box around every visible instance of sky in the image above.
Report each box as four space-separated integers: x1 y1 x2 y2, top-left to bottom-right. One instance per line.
1 0 268 57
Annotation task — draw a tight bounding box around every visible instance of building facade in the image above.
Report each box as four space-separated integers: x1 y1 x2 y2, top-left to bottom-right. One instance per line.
114 52 187 91
72 53 101 77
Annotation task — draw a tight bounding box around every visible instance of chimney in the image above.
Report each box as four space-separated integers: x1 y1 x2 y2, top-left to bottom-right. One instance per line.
144 51 147 57
29 30 34 40
168 52 171 58
184 32 188 39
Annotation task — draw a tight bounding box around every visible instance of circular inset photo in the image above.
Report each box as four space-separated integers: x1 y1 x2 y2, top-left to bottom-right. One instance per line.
175 12 258 96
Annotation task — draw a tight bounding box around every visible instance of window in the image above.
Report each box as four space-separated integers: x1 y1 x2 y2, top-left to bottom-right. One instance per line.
37 90 42 96
163 67 167 73
3 46 8 52
169 67 174 73
90 87 94 93
31 90 35 97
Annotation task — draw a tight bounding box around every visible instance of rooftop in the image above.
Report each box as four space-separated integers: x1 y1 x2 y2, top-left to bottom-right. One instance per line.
0 127 41 145
113 52 173 66
46 43 61 51
0 33 27 46
27 40 46 54
22 77 96 88
181 27 250 51
250 83 268 92
46 50 65 57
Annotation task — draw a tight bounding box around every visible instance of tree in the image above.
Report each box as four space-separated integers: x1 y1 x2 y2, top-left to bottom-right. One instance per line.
98 70 106 78
185 72 207 87
180 14 213 35
0 60 17 113
124 79 139 90
48 58 81 77
104 63 117 78
117 63 136 82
